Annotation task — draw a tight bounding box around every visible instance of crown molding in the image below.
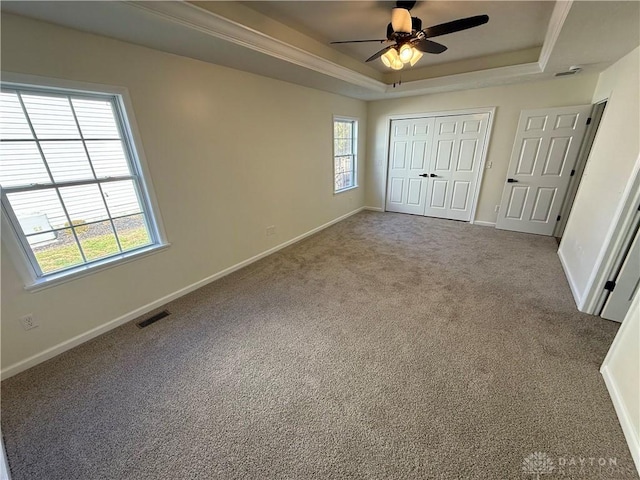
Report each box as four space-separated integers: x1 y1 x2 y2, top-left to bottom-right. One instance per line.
381 62 543 98
124 1 568 100
538 0 574 71
126 1 387 93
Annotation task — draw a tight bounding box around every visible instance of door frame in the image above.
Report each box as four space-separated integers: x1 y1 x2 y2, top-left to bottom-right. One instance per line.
600 213 640 321
382 107 496 223
581 159 640 314
555 100 608 238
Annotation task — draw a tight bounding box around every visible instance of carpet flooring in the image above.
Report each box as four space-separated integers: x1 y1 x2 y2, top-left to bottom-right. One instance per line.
2 212 636 479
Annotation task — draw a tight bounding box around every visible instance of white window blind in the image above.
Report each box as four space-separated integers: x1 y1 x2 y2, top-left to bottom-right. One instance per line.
0 86 162 281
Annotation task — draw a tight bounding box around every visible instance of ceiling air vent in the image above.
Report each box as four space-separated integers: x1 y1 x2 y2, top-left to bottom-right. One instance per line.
555 66 582 77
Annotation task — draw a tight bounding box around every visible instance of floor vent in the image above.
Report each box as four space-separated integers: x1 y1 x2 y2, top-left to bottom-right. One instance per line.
136 310 170 329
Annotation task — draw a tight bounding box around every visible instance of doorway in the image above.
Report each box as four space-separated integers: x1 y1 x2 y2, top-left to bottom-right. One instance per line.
495 104 592 235
555 100 608 240
599 206 640 322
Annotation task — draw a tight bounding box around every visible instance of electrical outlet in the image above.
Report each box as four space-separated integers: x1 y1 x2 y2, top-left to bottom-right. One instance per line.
266 225 276 236
495 205 500 213
19 314 38 331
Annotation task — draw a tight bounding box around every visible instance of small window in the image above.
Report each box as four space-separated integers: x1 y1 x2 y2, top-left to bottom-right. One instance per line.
333 117 357 193
0 84 165 286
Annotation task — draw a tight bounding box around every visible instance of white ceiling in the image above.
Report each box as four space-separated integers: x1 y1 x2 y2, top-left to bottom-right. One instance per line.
244 1 555 71
1 1 639 100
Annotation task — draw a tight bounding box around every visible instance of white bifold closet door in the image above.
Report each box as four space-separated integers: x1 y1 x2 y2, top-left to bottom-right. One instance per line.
386 113 489 221
386 118 435 216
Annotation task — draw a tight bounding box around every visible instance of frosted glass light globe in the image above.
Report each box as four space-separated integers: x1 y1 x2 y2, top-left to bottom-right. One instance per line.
399 44 413 63
391 58 404 70
409 48 423 66
381 49 394 67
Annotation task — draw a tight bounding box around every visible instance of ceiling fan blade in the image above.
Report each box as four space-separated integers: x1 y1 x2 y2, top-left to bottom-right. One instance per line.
330 39 387 44
391 7 412 33
413 38 447 54
422 14 489 38
366 45 395 62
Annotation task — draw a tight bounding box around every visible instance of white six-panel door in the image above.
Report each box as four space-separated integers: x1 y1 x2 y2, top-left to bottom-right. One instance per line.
386 113 489 221
386 118 435 215
424 114 489 221
496 105 591 235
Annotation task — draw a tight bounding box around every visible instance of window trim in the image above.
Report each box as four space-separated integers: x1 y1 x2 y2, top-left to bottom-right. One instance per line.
0 72 169 291
332 115 358 194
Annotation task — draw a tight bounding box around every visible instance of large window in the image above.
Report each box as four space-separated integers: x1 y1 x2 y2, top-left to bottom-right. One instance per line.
0 84 164 286
333 117 357 193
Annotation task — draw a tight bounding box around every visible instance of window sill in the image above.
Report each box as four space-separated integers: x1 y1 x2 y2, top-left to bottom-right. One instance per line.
25 242 171 293
334 185 359 195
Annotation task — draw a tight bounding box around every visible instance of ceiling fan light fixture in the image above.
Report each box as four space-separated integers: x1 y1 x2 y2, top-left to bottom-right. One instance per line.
391 57 404 70
409 48 423 66
381 51 392 68
399 44 413 63
382 48 399 66
391 8 412 34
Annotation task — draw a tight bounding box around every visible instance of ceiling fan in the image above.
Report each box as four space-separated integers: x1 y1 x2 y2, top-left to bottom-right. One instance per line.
330 1 489 70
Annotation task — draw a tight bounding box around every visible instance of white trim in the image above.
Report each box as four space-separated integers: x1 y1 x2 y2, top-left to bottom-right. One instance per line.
470 110 495 224
382 107 496 223
554 100 608 238
380 63 542 99
601 366 640 475
0 71 167 243
582 156 640 314
0 206 367 380
123 2 546 100
601 298 637 368
558 247 584 309
127 1 386 94
1 72 168 240
385 107 497 122
24 243 171 293
472 220 496 227
2 0 572 100
334 185 358 195
363 206 384 212
538 0 574 71
0 72 170 289
3 71 135 98
333 115 359 194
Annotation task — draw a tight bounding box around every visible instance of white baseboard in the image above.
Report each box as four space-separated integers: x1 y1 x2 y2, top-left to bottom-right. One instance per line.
363 206 384 212
472 220 496 227
601 365 640 476
1 207 367 380
557 248 584 310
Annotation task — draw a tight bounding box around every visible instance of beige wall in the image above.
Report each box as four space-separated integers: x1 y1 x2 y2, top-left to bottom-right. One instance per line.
559 46 640 306
1 11 638 379
0 14 367 372
365 74 599 223
602 289 640 473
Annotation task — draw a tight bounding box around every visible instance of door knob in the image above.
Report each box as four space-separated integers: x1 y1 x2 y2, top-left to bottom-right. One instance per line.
430 174 438 178
507 178 519 183
418 173 428 177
